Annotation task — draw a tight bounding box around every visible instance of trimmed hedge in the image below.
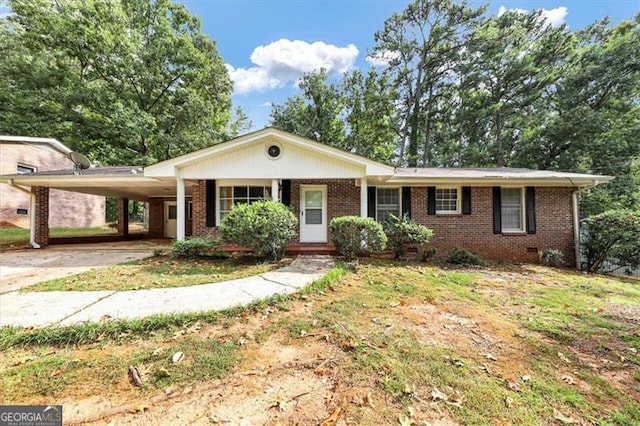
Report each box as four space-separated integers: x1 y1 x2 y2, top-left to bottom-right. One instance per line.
383 214 433 258
330 216 387 261
219 201 297 261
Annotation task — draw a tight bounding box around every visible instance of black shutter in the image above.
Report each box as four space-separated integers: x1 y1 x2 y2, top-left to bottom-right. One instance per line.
526 186 536 234
281 180 291 206
402 187 411 218
462 186 471 215
427 186 436 215
205 180 216 227
492 186 501 234
367 186 376 219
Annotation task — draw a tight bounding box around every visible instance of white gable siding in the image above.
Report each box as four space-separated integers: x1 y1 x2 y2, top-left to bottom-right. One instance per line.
179 141 366 179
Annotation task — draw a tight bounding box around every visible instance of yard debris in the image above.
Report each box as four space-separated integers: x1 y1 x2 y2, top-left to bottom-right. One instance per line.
521 375 532 383
431 387 448 401
557 352 571 363
172 351 185 363
398 414 413 425
507 378 522 392
128 365 144 387
320 407 341 426
485 353 497 361
269 396 287 412
561 375 575 385
128 404 150 414
505 396 514 408
553 409 578 424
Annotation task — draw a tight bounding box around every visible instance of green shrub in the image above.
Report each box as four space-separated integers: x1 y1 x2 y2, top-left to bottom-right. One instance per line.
420 246 438 262
173 237 222 258
539 249 565 267
383 214 433 258
219 201 297 261
583 210 640 273
329 216 387 261
446 247 485 266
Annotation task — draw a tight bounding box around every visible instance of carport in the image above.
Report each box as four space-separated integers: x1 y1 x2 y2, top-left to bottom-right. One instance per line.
1 166 192 247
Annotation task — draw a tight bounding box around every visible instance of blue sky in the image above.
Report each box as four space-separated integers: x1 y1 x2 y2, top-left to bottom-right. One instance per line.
177 0 638 130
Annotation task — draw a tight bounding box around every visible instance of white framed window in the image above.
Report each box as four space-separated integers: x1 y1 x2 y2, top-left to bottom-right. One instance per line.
376 187 400 223
219 185 272 223
17 163 36 174
501 187 525 232
435 187 460 214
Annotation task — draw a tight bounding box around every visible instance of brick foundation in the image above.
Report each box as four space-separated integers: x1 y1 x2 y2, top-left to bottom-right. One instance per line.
411 186 576 265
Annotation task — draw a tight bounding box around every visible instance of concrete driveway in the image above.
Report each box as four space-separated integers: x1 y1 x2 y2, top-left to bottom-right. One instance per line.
0 241 166 294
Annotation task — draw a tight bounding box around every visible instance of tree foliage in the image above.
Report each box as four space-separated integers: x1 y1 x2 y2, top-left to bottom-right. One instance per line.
582 210 640 274
1 0 236 165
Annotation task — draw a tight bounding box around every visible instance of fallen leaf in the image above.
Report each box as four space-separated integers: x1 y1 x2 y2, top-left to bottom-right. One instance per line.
521 375 532 383
320 407 341 426
172 351 185 363
507 378 522 392
505 396 514 408
553 409 578 424
485 353 497 361
407 406 415 418
269 397 287 412
398 414 413 426
561 375 575 385
558 352 571 363
128 365 144 387
431 387 448 401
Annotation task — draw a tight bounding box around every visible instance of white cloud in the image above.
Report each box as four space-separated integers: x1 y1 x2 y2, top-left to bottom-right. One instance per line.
366 50 401 67
227 39 359 95
497 5 568 28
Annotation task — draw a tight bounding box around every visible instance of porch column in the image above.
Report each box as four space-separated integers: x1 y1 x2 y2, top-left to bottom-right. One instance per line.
176 177 186 241
360 178 368 218
32 186 49 247
117 198 129 236
271 179 279 202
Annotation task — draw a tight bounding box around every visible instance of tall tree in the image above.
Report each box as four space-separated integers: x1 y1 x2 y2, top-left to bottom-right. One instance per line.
460 10 573 167
372 0 485 166
1 0 233 165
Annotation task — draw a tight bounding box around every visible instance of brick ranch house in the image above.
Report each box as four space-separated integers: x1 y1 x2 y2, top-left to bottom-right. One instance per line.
0 128 611 266
0 136 104 231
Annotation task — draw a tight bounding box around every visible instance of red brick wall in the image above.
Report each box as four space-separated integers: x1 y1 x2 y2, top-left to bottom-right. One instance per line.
33 186 49 246
411 186 576 264
191 179 360 244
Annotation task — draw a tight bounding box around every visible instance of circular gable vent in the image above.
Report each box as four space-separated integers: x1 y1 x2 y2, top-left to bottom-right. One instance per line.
267 144 282 159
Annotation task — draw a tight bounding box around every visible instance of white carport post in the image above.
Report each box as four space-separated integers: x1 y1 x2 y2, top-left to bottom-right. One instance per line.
271 179 279 202
360 177 368 218
176 176 186 241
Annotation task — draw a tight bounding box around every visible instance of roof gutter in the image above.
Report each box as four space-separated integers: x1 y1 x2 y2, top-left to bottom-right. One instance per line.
8 180 40 248
570 178 599 270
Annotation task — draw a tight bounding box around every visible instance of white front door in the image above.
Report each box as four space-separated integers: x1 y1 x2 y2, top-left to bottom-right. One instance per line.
300 185 327 243
164 201 178 238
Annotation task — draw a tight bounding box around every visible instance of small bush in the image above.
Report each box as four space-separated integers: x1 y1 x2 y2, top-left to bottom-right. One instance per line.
539 249 565 267
330 216 387 261
173 237 222 258
420 246 438 262
219 201 297 261
583 210 640 273
383 214 433 258
446 247 485 266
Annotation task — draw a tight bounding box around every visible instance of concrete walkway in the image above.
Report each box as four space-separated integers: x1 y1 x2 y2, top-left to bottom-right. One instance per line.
0 256 334 328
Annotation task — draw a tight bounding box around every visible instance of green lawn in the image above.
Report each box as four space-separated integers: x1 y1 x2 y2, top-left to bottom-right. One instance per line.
25 254 290 291
1 261 638 425
0 226 116 250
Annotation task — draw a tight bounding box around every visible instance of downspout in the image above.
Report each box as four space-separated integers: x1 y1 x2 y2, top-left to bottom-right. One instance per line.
8 180 40 248
570 179 598 270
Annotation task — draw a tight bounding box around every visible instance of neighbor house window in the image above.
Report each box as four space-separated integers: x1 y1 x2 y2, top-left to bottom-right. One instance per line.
219 185 271 222
376 188 400 223
17 164 36 174
501 188 524 232
435 188 459 214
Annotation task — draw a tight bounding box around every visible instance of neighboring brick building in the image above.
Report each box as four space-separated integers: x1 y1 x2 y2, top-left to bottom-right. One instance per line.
0 136 104 228
0 128 612 266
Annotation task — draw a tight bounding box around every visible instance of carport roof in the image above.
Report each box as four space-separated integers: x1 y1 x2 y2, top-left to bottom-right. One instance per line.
0 166 181 201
